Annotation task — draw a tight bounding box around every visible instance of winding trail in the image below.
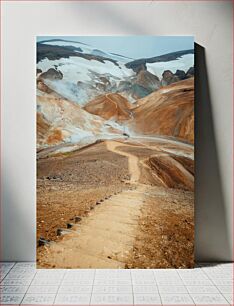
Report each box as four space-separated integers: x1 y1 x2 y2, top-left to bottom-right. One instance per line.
39 140 145 268
106 140 140 183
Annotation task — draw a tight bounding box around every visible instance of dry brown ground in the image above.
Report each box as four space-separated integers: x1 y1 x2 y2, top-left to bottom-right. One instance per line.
37 142 129 244
37 139 194 268
126 186 194 269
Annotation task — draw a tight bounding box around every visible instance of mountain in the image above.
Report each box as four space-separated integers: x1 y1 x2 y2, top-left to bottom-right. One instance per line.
37 42 119 65
126 49 194 73
38 39 132 63
129 78 194 143
37 78 64 99
147 154 194 191
84 93 133 121
37 41 134 105
36 40 195 147
36 95 123 148
40 68 63 80
134 69 160 90
161 70 180 86
161 68 195 86
37 40 194 105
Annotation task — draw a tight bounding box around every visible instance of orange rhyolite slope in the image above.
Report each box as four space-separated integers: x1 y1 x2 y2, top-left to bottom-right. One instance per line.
37 95 122 147
132 78 194 143
84 93 133 121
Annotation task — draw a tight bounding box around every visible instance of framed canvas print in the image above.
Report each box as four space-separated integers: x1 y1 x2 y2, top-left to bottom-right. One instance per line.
36 36 194 269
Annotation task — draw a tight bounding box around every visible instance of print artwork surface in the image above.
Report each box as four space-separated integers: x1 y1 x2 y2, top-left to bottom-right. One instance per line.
36 36 194 268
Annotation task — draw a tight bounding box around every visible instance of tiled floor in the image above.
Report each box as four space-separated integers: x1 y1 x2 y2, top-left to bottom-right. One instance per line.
0 262 233 305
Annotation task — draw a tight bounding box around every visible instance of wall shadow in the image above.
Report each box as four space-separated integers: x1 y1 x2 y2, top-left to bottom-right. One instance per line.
0 163 36 262
195 43 231 262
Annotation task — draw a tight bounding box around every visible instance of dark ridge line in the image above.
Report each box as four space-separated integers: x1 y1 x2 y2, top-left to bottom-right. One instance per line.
110 52 134 60
37 38 90 46
126 49 194 69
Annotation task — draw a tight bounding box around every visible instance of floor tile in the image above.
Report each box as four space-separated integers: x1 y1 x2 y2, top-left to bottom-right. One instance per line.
186 285 219 293
180 275 209 281
11 266 35 272
160 294 194 305
155 273 180 279
223 293 233 304
0 261 233 306
91 294 133 305
133 294 161 305
212 279 233 285
21 293 56 305
133 285 158 294
30 278 62 286
96 270 130 277
95 273 131 278
4 272 35 280
63 271 94 280
132 270 154 277
0 285 28 294
62 278 94 285
132 278 156 285
92 285 132 294
181 279 213 286
65 268 95 274
131 274 155 279
216 285 233 293
158 285 188 294
54 294 91 305
0 279 32 286
0 294 24 305
0 272 9 280
6 273 35 281
14 262 35 268
0 267 14 274
0 262 15 269
156 279 184 285
34 274 64 280
94 279 132 285
27 285 59 294
154 267 179 271
36 270 65 278
64 271 94 278
58 285 92 294
208 274 233 280
190 293 229 305
37 268 65 273
63 274 93 281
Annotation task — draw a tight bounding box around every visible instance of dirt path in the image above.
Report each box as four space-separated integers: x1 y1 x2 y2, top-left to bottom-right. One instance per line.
38 140 145 268
106 140 140 183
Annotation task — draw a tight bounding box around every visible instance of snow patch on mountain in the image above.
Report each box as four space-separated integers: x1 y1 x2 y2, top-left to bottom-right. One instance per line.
146 54 194 78
37 56 135 105
38 57 133 83
43 79 93 106
41 40 131 63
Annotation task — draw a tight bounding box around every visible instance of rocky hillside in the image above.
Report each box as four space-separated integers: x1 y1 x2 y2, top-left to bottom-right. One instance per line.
37 39 194 147
37 95 122 148
37 39 194 105
130 78 194 143
146 155 194 191
84 93 133 121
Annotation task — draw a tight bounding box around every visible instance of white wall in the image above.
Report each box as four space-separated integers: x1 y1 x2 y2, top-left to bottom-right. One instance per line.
1 1 233 262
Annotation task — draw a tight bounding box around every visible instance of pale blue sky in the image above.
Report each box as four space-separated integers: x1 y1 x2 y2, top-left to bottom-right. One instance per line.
37 36 194 60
